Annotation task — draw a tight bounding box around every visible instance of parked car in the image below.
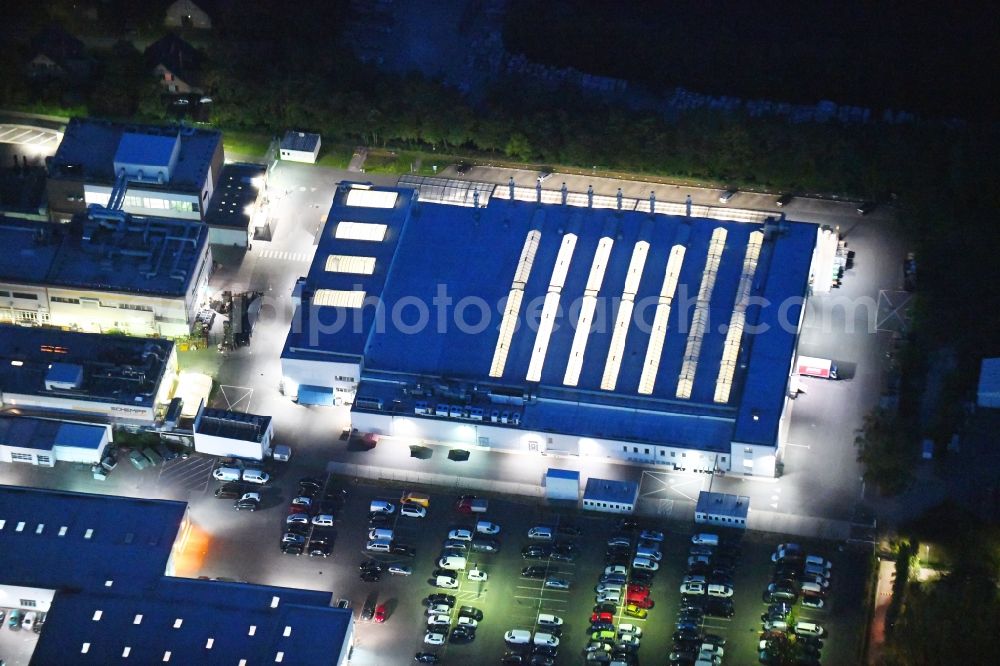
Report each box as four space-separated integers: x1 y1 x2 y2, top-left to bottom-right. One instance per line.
308 541 332 557
424 593 455 607
389 565 412 575
470 538 500 553
523 545 553 559
234 492 260 511
639 529 664 542
449 626 476 643
544 577 570 590
522 566 548 579
400 503 427 518
623 604 648 619
424 632 446 645
215 482 250 499
447 529 473 541
414 652 440 663
476 520 500 534
633 557 659 571
801 595 825 609
458 606 483 621
776 194 794 207
528 526 554 540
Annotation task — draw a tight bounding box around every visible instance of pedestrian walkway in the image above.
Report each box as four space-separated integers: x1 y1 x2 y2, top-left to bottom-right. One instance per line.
868 558 896 664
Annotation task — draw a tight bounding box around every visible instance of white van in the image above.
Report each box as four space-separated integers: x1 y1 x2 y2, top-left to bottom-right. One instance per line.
793 621 825 637
537 613 563 627
22 611 37 631
528 526 553 540
212 467 241 482
691 533 719 546
505 629 532 645
635 546 662 561
438 555 467 570
370 500 395 514
533 632 559 647
594 583 623 595
707 584 733 598
368 528 394 541
242 469 270 484
366 539 392 552
311 514 334 527
434 574 459 589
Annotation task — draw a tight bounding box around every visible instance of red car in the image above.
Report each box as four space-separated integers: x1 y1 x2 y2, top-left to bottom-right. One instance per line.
627 584 650 598
374 604 387 623
590 611 614 623
626 596 654 609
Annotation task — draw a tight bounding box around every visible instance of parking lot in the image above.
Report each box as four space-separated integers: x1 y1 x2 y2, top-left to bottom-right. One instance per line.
188 467 870 665
0 440 870 666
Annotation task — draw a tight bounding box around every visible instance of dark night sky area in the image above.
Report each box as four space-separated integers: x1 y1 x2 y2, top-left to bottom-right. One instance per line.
504 0 1000 121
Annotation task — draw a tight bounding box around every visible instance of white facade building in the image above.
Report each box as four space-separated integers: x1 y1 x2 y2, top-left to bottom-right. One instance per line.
193 405 273 460
0 416 110 467
0 214 211 338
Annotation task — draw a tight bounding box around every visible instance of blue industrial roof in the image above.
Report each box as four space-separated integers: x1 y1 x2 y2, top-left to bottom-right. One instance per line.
583 477 639 504
732 219 816 445
205 162 266 229
282 184 415 363
0 416 106 451
57 422 106 448
0 214 208 297
0 325 174 408
49 117 220 190
0 485 187 591
115 132 177 168
294 183 815 451
546 468 580 480
281 131 321 152
0 485 352 666
696 491 750 519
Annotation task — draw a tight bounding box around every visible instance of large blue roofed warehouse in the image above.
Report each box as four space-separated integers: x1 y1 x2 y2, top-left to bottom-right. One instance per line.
281 179 821 477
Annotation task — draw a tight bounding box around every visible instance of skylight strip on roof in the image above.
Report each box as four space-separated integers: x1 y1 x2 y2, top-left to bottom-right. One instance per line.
311 289 366 308
600 300 636 390
563 295 597 386
637 244 687 395
324 254 376 274
563 236 614 385
526 292 563 381
512 230 541 286
345 188 398 208
489 230 542 377
526 234 577 382
600 240 650 390
714 231 763 403
676 227 728 399
585 237 614 294
334 221 388 241
489 289 525 377
547 234 577 291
